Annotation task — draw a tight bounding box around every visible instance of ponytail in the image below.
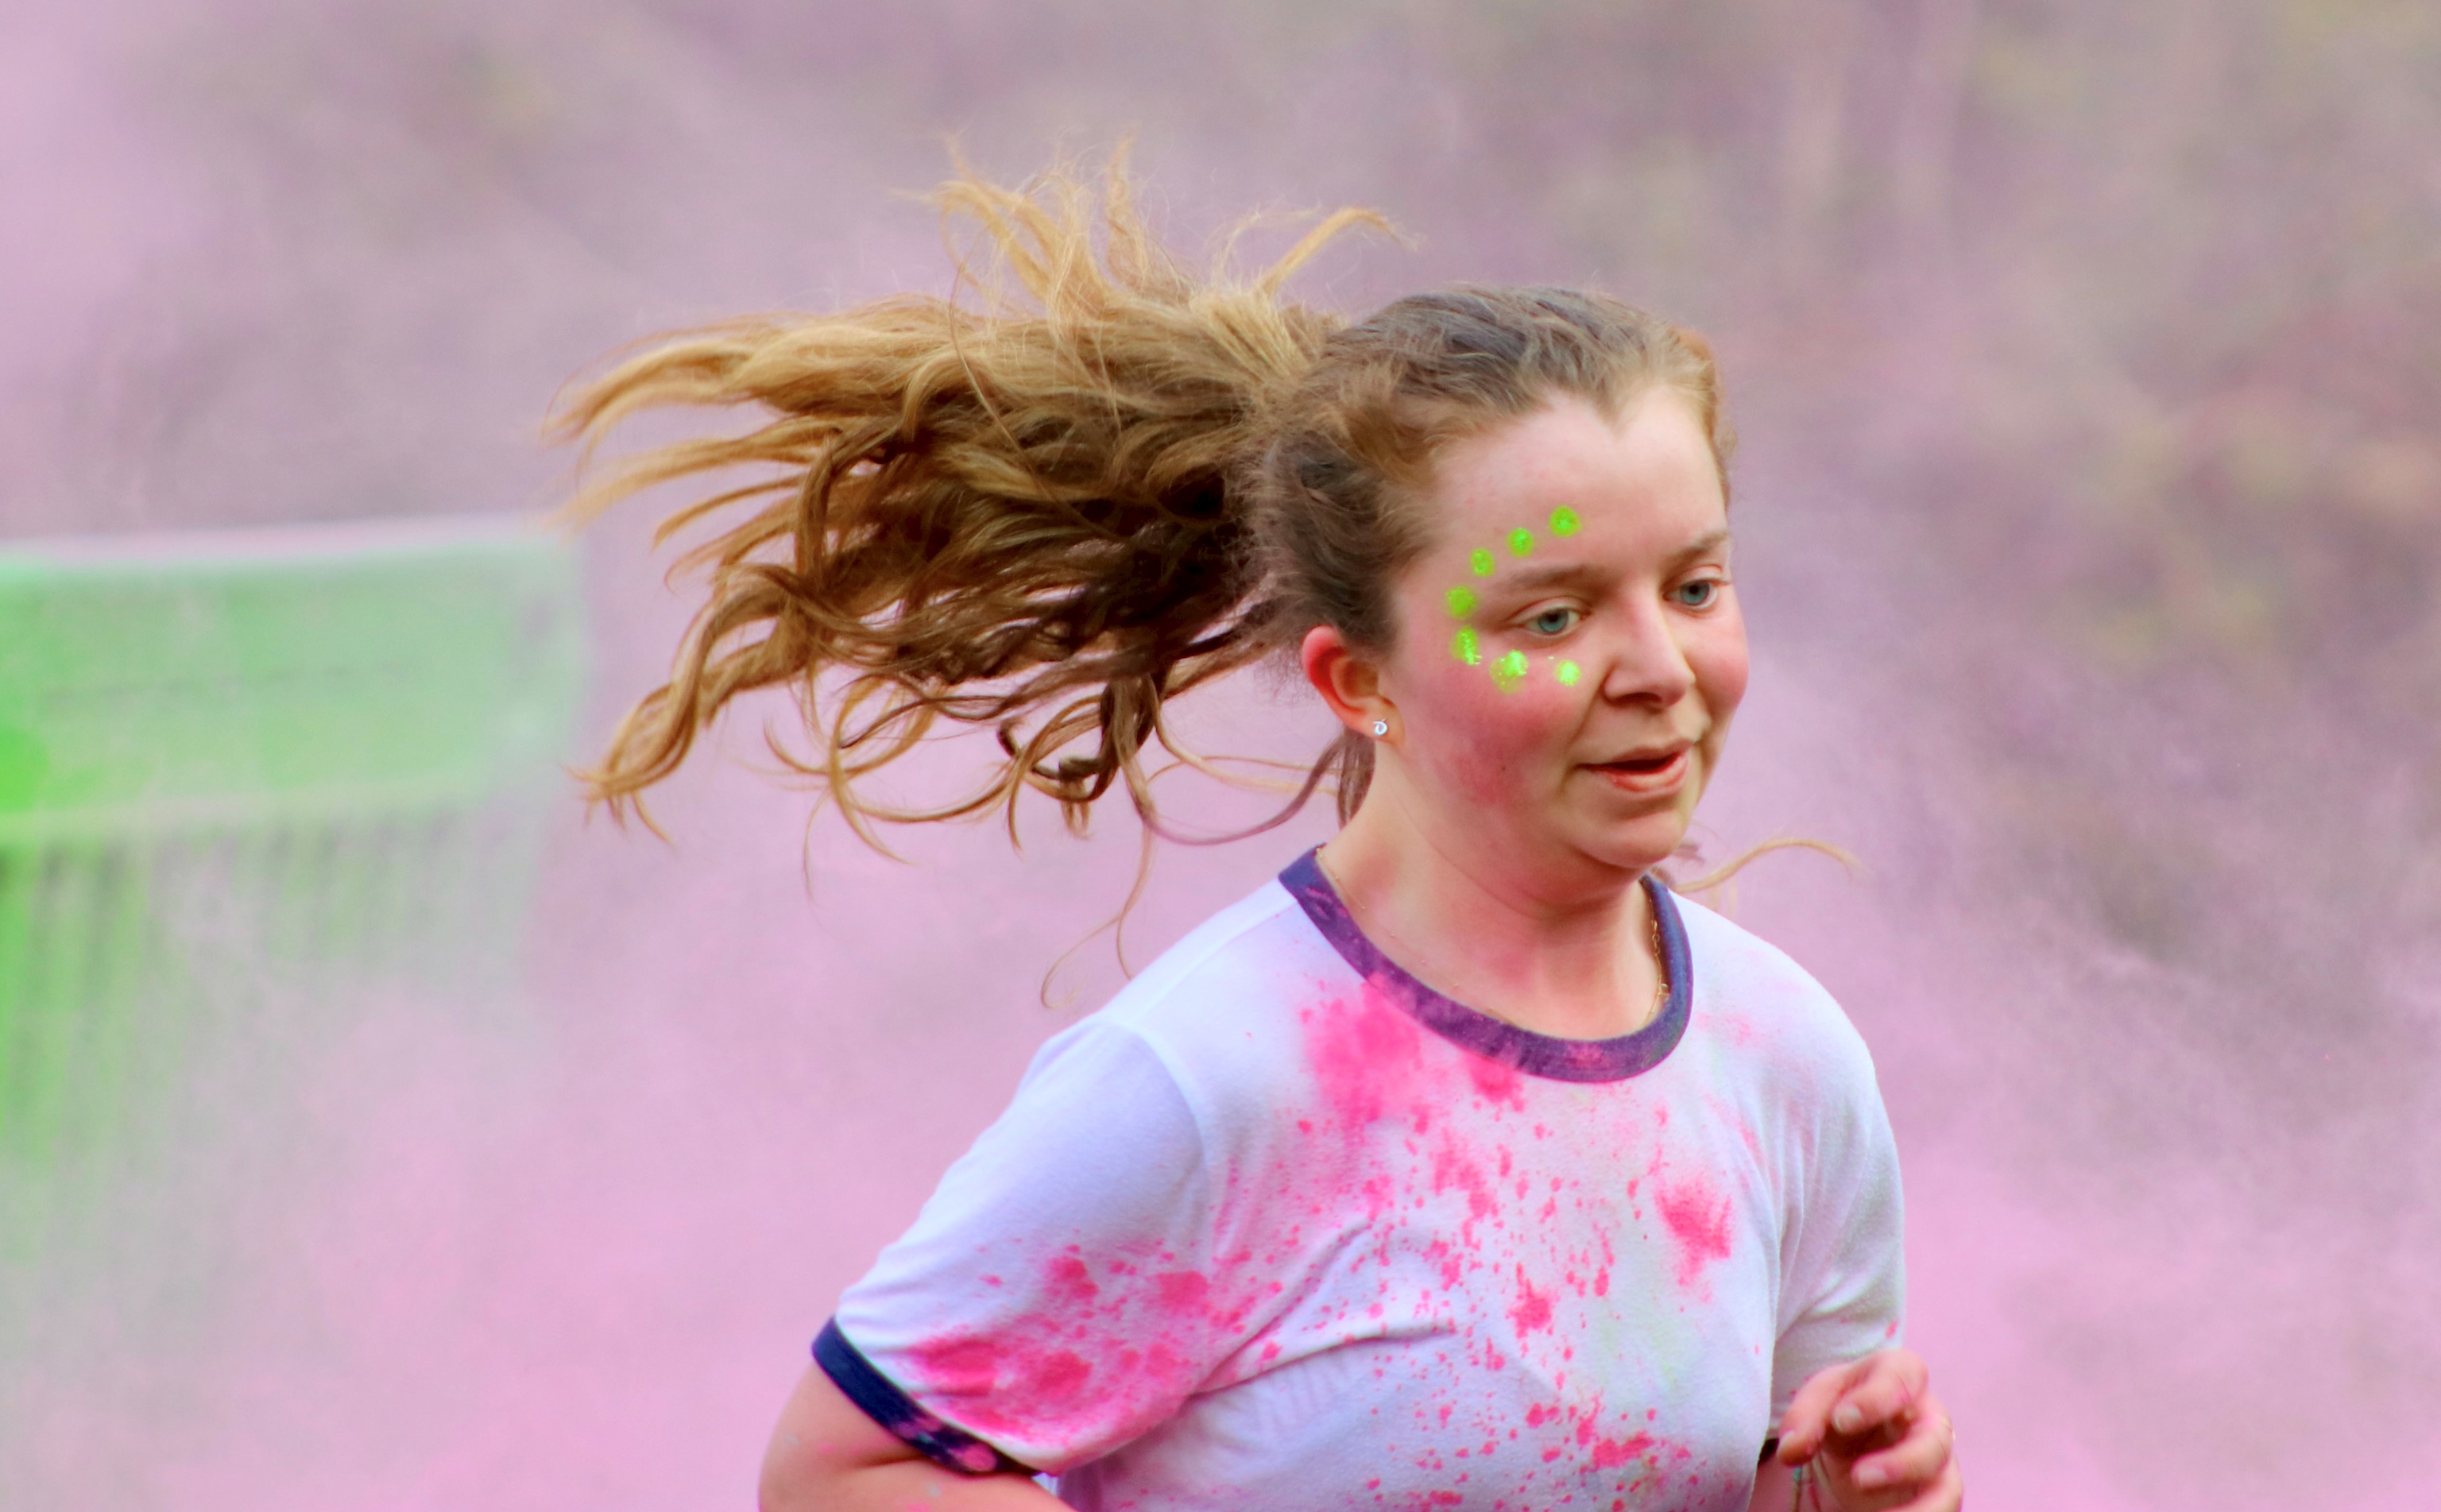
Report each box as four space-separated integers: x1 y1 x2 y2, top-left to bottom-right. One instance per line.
552 164 1381 842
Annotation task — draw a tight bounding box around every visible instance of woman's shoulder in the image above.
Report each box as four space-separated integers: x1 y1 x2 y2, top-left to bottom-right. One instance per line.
1668 888 1879 1083
1076 869 1348 1114
1102 876 1317 1013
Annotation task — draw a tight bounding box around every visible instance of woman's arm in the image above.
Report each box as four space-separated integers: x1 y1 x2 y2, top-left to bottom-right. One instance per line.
759 1363 1062 1512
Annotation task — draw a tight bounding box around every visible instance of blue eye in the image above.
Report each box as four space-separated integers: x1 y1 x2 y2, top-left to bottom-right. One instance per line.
1672 579 1721 609
1527 607 1578 636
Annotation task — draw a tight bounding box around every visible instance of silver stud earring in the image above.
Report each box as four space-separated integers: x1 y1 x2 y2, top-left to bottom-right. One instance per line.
1370 719 1390 738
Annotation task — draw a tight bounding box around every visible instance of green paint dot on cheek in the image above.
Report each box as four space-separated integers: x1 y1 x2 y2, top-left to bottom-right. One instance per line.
1492 649 1528 690
1470 549 1496 577
1508 528 1534 556
1556 659 1581 686
1445 585 1477 619
1550 507 1581 536
1452 626 1481 666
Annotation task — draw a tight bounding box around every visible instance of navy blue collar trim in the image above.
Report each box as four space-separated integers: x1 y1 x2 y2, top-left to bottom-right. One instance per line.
1279 848 1692 1084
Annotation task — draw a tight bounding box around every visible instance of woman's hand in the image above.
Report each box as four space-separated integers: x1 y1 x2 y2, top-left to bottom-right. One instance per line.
1774 1349 1961 1511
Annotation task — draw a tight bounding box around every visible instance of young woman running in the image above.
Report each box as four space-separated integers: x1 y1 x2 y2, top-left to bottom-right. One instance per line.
562 168 1963 1512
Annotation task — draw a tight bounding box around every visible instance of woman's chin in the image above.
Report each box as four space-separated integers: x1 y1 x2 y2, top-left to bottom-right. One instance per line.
1558 819 1690 880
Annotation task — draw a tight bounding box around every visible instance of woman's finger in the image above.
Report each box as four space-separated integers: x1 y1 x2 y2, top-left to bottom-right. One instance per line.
1778 1349 1928 1462
1824 1348 1928 1440
1776 1358 1870 1462
1843 1394 1954 1496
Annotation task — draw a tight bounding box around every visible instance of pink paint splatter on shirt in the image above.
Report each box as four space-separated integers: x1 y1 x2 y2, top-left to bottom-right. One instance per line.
1154 1270 1211 1315
1044 1254 1101 1306
1653 1173 1733 1286
907 1331 1095 1431
1586 1430 1655 1469
1467 1052 1525 1109
1429 1139 1499 1226
1305 986 1428 1130
1508 1272 1554 1335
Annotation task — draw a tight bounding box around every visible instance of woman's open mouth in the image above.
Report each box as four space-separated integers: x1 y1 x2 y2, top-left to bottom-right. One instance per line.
1588 746 1692 793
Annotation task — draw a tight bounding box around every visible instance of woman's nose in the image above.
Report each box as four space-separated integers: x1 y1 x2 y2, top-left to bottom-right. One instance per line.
1596 607 1696 706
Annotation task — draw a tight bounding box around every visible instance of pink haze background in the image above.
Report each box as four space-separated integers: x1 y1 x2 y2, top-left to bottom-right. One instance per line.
5 2 2440 1507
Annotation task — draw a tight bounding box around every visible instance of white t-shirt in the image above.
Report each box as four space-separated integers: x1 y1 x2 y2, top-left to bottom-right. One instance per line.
823 849 1905 1511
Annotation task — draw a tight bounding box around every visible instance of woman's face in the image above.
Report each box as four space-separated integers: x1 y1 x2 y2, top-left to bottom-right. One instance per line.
1368 389 1747 885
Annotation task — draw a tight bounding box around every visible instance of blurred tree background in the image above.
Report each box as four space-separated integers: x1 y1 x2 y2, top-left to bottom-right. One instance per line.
3 0 2436 1506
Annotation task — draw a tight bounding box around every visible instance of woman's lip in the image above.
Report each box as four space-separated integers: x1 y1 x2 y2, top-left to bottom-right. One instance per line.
1587 748 1692 793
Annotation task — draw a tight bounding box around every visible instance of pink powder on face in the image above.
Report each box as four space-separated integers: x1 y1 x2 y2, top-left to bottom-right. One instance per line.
1420 697 1530 811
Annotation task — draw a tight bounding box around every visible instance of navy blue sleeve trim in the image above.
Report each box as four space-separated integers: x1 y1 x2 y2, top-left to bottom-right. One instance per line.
813 1319 1036 1477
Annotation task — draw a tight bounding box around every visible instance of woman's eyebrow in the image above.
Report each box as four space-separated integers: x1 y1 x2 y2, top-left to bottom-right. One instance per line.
1668 527 1734 567
1495 562 1607 592
1490 528 1734 593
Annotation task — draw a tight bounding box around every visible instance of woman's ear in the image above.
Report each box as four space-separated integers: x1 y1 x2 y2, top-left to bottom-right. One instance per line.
1301 624 1395 737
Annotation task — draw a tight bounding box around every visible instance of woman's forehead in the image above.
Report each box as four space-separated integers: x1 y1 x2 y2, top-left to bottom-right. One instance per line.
1422 393 1726 562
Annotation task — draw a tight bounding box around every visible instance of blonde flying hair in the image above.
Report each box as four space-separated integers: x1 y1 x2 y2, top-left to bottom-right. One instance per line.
553 159 1735 860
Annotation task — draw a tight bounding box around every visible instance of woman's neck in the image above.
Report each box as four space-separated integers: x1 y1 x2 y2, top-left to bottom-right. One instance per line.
1314 781 1666 1042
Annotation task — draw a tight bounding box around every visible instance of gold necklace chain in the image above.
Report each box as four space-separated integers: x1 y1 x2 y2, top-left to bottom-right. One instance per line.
1315 853 1669 1032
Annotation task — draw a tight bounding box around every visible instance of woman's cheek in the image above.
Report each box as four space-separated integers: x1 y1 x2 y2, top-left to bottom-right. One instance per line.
1411 656 1576 807
1696 603 1751 719
1685 613 1748 804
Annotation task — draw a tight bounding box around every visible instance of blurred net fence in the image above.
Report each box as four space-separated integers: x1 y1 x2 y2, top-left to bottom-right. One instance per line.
0 519 585 1294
